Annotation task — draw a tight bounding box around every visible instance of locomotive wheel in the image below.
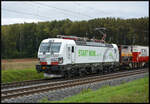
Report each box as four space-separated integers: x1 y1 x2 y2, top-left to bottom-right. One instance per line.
63 71 68 79
110 67 114 73
99 65 104 74
63 70 71 79
99 69 103 75
105 66 110 74
106 67 111 74
102 67 107 75
79 70 85 77
70 69 75 78
67 70 72 78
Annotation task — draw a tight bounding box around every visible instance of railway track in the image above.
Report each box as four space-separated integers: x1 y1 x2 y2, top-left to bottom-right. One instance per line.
1 68 148 101
0 68 128 89
1 67 145 90
1 78 63 90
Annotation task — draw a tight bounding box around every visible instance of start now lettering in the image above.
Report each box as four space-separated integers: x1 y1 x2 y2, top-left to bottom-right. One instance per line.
78 50 96 56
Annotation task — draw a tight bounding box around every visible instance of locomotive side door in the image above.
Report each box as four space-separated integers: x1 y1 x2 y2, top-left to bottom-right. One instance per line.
66 44 75 64
66 44 72 64
71 45 75 64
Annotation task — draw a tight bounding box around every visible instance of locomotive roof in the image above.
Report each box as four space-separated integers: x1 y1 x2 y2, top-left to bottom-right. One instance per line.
75 40 113 48
42 38 74 43
42 38 113 48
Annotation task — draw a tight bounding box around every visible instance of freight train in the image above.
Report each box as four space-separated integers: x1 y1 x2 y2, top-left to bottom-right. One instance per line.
36 35 149 78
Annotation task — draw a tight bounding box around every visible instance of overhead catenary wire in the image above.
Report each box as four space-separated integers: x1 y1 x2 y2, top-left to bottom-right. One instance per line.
20 2 94 20
2 2 96 24
34 2 94 19
74 2 107 16
30 2 94 20
2 8 51 21
30 2 78 20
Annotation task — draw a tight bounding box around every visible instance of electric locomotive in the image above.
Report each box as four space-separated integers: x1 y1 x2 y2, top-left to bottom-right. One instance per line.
36 35 120 78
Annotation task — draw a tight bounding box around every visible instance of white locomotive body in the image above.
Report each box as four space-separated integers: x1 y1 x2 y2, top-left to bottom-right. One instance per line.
36 36 120 78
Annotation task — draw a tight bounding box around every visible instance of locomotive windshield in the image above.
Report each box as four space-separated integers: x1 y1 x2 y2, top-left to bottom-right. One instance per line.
50 42 61 53
39 42 61 53
39 42 50 52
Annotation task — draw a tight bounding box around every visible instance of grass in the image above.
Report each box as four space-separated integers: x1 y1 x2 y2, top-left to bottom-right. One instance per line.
39 76 149 103
1 59 44 83
1 68 44 83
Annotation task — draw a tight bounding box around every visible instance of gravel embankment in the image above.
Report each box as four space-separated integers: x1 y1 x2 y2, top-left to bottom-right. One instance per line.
2 72 148 103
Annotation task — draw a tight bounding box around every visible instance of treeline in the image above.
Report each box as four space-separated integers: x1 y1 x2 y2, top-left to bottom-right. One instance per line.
1 17 149 59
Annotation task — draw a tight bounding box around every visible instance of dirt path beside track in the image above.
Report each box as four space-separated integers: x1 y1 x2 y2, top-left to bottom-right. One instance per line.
2 58 38 63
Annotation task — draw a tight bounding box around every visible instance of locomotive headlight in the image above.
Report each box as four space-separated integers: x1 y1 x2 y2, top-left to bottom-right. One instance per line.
42 66 46 69
58 57 63 64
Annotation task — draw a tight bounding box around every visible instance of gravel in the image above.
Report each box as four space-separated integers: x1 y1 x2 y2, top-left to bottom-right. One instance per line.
2 72 148 103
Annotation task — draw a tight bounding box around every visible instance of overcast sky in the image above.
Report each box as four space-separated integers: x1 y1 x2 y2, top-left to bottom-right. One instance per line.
2 1 149 25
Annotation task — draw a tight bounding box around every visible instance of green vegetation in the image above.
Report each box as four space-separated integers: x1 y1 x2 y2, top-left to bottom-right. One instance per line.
2 68 44 83
39 76 149 103
2 17 149 59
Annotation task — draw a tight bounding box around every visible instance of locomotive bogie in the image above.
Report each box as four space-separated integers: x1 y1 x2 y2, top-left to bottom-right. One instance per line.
37 62 120 78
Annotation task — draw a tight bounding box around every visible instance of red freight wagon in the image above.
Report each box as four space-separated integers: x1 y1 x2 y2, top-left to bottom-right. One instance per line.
132 46 149 63
118 45 149 69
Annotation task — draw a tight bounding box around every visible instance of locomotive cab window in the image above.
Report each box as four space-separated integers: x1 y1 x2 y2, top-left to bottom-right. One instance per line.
51 42 61 53
39 42 50 52
39 42 61 53
72 46 74 53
